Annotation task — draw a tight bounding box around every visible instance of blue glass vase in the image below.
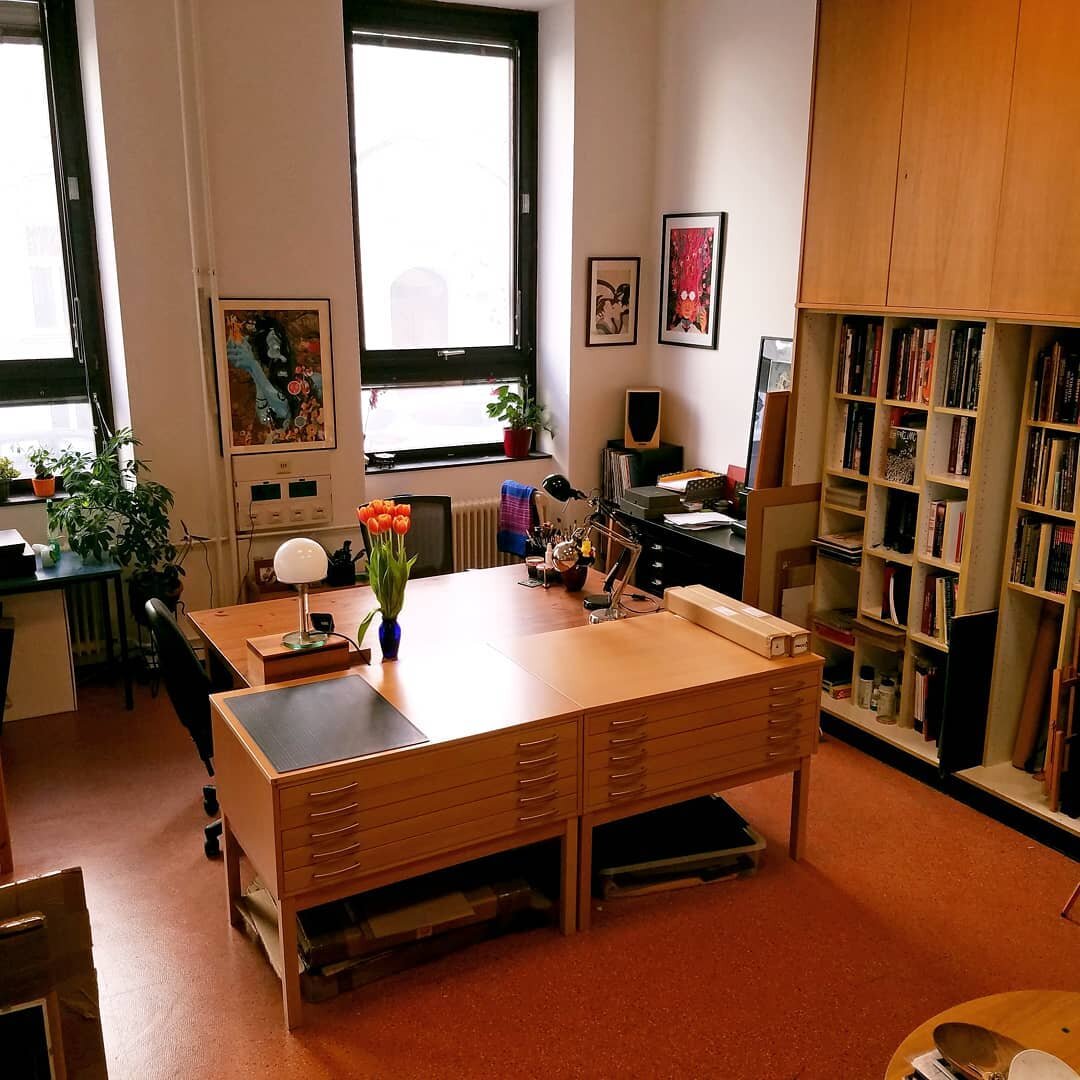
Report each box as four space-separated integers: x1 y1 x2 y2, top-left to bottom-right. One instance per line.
378 615 401 661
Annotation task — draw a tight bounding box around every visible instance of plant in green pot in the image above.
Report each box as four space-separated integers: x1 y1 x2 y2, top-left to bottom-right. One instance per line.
486 381 552 459
27 445 57 497
49 429 185 622
0 457 17 504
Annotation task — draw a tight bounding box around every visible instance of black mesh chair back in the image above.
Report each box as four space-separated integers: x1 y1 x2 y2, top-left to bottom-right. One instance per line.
361 495 454 579
144 598 214 773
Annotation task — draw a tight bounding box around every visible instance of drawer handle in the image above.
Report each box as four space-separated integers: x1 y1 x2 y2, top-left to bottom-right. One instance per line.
307 781 358 799
609 784 646 799
518 751 559 768
517 734 558 750
308 801 360 820
518 807 558 823
769 699 801 710
767 748 799 759
519 789 557 806
608 766 646 782
768 716 798 727
609 750 645 765
313 861 363 880
519 770 558 787
770 683 803 694
610 715 646 729
768 733 798 743
609 731 647 747
312 841 362 862
309 821 360 841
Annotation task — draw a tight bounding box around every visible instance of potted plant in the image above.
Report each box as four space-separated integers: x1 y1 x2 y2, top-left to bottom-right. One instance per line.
486 381 552 459
49 429 185 621
355 500 416 660
26 446 56 497
0 457 17 504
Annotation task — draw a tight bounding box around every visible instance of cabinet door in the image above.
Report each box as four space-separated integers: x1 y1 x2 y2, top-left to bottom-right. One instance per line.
991 0 1080 317
800 0 910 307
888 0 1018 311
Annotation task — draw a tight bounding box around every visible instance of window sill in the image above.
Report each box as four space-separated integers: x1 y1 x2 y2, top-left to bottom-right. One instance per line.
0 491 68 508
365 450 552 476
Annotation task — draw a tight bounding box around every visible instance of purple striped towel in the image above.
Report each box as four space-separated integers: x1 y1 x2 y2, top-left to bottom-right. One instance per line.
498 480 537 557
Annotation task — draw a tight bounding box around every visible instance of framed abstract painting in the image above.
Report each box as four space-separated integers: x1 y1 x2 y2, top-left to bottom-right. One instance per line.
586 256 640 346
657 211 726 349
213 298 336 454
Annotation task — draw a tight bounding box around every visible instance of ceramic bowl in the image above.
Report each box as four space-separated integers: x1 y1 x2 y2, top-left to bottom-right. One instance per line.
1009 1049 1080 1080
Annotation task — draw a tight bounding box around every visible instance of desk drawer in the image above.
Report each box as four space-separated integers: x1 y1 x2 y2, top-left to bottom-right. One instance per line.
282 791 577 896
586 731 815 811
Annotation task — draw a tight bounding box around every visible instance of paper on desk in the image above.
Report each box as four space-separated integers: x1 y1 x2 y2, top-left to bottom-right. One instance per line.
663 511 736 529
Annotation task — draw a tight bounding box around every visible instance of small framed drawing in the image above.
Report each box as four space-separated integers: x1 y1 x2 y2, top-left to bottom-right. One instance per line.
745 335 793 487
658 211 726 349
586 256 640 346
213 298 336 453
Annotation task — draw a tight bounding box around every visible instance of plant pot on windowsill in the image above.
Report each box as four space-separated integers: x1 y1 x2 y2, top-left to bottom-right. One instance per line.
503 427 533 459
31 475 56 498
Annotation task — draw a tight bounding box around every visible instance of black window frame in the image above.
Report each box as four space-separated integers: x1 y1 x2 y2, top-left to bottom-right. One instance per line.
0 0 112 435
343 0 538 464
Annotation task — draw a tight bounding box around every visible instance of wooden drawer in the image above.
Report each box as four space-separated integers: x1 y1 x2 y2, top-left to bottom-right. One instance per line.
584 668 820 736
282 791 578 896
586 732 815 811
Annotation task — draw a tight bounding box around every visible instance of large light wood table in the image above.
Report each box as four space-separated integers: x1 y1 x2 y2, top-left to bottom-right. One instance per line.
192 566 823 1029
885 991 1080 1079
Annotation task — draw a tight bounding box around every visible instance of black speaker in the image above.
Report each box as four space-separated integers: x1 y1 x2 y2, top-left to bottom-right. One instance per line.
624 387 661 449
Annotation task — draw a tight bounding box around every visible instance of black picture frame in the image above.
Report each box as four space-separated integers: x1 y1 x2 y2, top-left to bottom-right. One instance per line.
586 256 641 347
657 211 726 350
745 335 793 488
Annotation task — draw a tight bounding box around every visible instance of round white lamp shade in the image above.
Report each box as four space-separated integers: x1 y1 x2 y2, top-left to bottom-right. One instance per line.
273 537 328 585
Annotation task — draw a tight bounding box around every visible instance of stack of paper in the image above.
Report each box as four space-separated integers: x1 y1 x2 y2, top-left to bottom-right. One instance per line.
662 511 736 530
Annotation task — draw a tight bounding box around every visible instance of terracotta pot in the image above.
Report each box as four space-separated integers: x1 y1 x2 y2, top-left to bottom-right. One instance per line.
31 476 56 497
503 428 533 459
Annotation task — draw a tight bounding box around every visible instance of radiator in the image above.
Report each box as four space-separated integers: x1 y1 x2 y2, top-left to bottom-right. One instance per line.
66 581 109 663
453 498 518 571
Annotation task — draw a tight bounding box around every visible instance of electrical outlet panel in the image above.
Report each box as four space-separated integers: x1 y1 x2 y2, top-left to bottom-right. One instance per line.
235 474 333 532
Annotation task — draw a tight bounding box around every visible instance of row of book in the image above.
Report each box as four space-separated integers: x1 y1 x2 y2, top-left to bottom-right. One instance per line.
835 318 883 397
601 447 636 504
886 325 937 405
840 402 873 474
1011 517 1073 593
941 325 984 410
921 572 957 643
946 416 975 477
912 657 943 742
1020 429 1079 512
1030 340 1080 425
924 498 966 565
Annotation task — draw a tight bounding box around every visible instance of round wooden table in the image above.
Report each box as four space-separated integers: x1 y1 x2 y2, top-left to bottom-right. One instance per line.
885 991 1080 1079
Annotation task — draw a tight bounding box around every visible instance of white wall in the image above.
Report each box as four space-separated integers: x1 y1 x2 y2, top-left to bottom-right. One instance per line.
649 0 816 474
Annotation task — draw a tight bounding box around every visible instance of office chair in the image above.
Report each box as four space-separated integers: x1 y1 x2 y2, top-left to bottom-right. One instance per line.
361 494 454 578
143 599 223 858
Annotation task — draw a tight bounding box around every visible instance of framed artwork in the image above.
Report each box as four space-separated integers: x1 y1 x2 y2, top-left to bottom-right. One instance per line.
586 256 640 346
657 211 726 349
745 335 793 487
213 298 336 453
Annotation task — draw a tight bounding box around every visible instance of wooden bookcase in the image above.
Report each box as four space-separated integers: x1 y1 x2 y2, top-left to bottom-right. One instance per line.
798 307 1080 840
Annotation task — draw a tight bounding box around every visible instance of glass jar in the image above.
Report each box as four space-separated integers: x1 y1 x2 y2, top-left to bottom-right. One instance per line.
856 665 875 710
875 676 897 724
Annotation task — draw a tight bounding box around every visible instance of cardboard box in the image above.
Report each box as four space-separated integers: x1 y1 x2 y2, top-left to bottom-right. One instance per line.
676 584 810 656
664 586 787 658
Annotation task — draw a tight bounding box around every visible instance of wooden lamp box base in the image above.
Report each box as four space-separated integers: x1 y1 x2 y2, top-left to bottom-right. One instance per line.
245 634 368 684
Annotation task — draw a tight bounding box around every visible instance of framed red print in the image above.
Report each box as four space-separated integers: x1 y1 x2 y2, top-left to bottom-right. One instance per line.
658 212 726 349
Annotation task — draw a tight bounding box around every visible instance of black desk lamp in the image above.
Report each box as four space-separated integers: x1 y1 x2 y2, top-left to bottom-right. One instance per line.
540 473 642 621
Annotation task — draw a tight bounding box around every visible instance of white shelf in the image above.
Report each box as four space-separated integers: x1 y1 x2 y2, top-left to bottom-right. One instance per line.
822 501 867 518
934 405 977 418
883 398 930 411
1027 418 1080 434
865 545 914 566
909 629 949 653
925 473 970 489
1006 580 1066 605
872 476 921 494
955 762 1080 838
918 552 961 573
820 692 939 765
1015 501 1075 522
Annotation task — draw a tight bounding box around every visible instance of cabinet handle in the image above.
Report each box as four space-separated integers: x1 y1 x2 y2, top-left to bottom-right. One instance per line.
313 861 363 880
517 734 557 750
518 770 558 787
768 716 798 727
519 789 557 806
609 750 645 764
608 766 646 782
518 807 558 823
308 801 359 820
767 748 799 759
769 683 802 694
307 781 358 799
517 751 558 768
768 733 798 743
610 715 646 729
609 784 646 799
312 841 362 862
309 821 359 841
769 699 801 710
609 731 647 746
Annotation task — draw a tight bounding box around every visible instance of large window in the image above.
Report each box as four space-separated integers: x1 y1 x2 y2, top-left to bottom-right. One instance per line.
0 0 108 477
345 0 537 463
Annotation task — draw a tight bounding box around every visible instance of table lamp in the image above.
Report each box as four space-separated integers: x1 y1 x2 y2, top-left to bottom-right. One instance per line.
273 537 329 649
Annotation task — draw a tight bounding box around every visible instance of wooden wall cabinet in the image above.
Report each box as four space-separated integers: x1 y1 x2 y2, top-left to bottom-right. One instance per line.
887 0 1019 311
799 0 910 307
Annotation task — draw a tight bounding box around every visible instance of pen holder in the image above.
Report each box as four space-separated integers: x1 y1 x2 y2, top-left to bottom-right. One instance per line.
561 564 588 592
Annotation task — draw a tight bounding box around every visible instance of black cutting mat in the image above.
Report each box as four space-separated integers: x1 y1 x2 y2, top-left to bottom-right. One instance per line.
227 676 427 773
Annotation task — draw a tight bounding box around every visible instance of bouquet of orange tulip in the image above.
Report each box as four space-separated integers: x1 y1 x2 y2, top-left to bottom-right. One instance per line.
356 500 417 660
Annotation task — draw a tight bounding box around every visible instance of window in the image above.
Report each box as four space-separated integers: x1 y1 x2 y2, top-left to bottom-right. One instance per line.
0 0 109 476
345 0 537 463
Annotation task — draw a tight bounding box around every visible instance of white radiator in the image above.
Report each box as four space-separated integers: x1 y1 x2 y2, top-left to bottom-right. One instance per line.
65 581 109 663
453 498 518 571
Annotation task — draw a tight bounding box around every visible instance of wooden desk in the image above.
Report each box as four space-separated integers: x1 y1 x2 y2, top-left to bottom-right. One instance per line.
885 990 1080 1079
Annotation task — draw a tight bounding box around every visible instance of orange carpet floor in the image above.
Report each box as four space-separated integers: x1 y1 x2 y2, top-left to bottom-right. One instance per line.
2 683 1077 1079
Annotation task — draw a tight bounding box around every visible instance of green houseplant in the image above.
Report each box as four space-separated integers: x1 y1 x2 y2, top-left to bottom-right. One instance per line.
48 429 185 621
27 445 57 497
486 382 552 459
0 457 18 504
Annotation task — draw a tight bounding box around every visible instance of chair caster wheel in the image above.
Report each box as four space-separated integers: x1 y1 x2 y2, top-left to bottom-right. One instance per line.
203 795 219 816
204 835 220 859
